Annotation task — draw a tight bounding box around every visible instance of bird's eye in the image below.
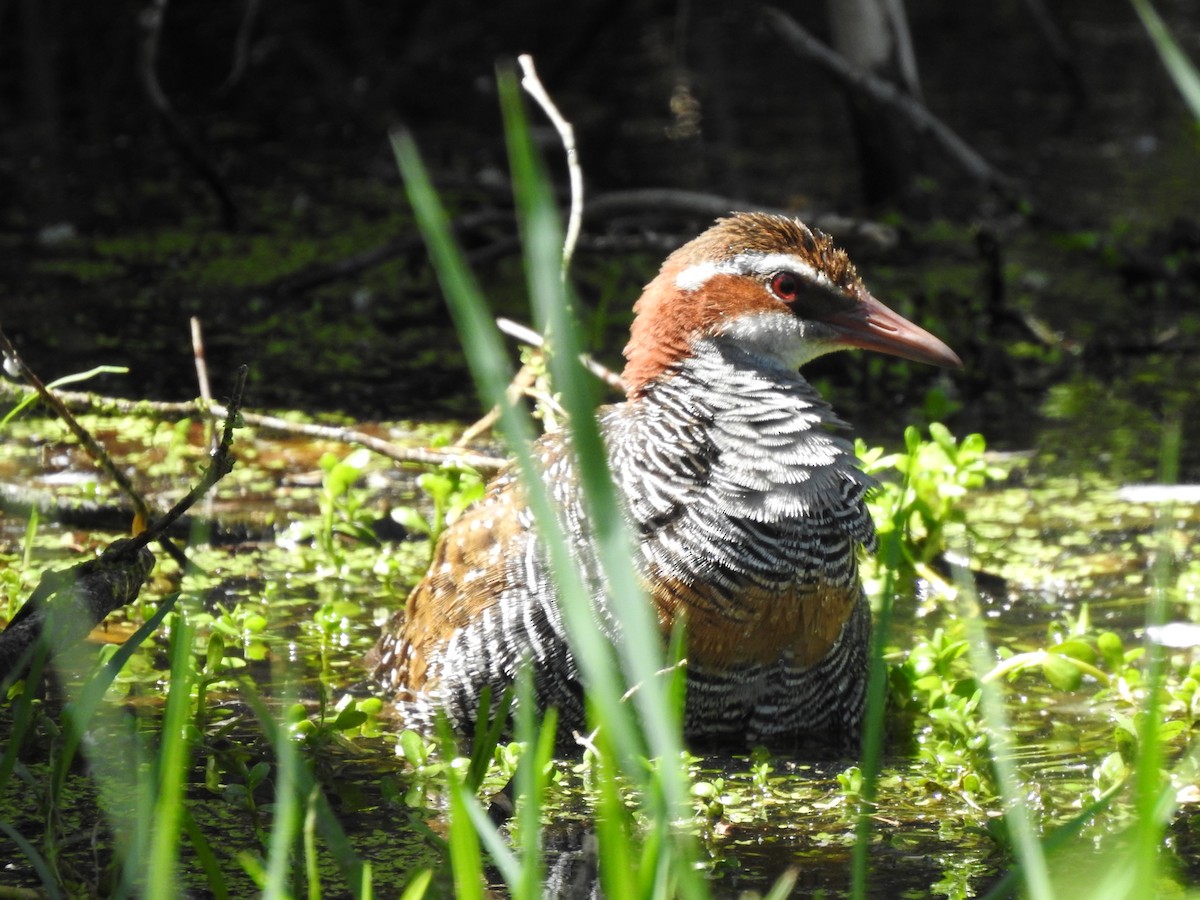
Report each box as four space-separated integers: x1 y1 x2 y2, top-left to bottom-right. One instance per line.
769 271 801 301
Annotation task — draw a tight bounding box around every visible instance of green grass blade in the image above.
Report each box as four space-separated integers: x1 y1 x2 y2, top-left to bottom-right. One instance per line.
263 695 302 899
1130 0 1200 119
979 777 1125 900
396 77 707 896
181 806 231 900
955 567 1053 900
462 789 521 890
498 72 707 898
500 67 687 789
593 728 637 899
240 681 368 897
445 768 487 900
0 639 50 792
850 524 902 899
391 126 648 765
467 685 513 793
763 867 800 900
399 869 433 899
0 819 66 900
515 667 555 900
146 616 197 900
1125 419 1183 895
304 786 323 900
1 365 130 427
54 593 181 800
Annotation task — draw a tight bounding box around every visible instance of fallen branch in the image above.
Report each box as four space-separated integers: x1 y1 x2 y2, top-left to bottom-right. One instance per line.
0 379 506 473
0 370 249 680
0 539 157 681
762 6 1021 199
207 408 506 473
0 323 191 572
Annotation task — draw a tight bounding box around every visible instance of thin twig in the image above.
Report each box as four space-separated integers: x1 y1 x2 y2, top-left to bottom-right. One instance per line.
762 6 1021 199
0 379 506 473
497 317 625 393
518 54 584 275
190 317 213 406
456 361 540 446
618 660 688 704
191 316 218 454
124 366 248 555
575 659 689 754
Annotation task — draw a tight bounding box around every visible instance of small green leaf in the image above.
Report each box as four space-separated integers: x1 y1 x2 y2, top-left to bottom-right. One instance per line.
1053 639 1097 665
1097 631 1125 669
1042 653 1083 691
391 507 431 536
334 708 369 731
246 761 270 791
399 730 428 765
205 633 225 672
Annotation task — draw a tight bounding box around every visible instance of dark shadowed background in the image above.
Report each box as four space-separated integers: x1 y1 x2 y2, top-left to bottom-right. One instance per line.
2 0 1199 473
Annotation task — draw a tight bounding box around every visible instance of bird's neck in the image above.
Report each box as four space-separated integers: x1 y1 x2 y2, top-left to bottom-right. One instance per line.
653 336 855 467
611 336 876 537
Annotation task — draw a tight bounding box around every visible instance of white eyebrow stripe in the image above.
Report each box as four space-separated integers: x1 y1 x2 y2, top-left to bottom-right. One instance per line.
674 252 833 293
674 260 729 292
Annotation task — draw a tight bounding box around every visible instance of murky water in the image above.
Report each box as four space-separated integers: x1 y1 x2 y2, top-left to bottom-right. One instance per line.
0 413 1196 896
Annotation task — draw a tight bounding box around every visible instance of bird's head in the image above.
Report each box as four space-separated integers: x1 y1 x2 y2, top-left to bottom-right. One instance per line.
621 212 962 397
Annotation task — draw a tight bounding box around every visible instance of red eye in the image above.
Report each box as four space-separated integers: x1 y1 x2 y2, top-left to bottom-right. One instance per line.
769 271 800 301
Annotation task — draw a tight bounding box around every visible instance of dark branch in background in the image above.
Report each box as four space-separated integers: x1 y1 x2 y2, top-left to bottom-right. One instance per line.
260 208 513 296
138 0 241 231
581 189 898 248
218 0 263 94
0 369 248 681
762 6 1022 202
1021 0 1088 106
257 192 896 299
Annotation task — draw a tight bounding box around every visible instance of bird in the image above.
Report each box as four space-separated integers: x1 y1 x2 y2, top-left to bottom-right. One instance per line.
369 212 961 748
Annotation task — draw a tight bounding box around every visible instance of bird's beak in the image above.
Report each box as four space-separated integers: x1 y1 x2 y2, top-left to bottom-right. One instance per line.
826 292 962 368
